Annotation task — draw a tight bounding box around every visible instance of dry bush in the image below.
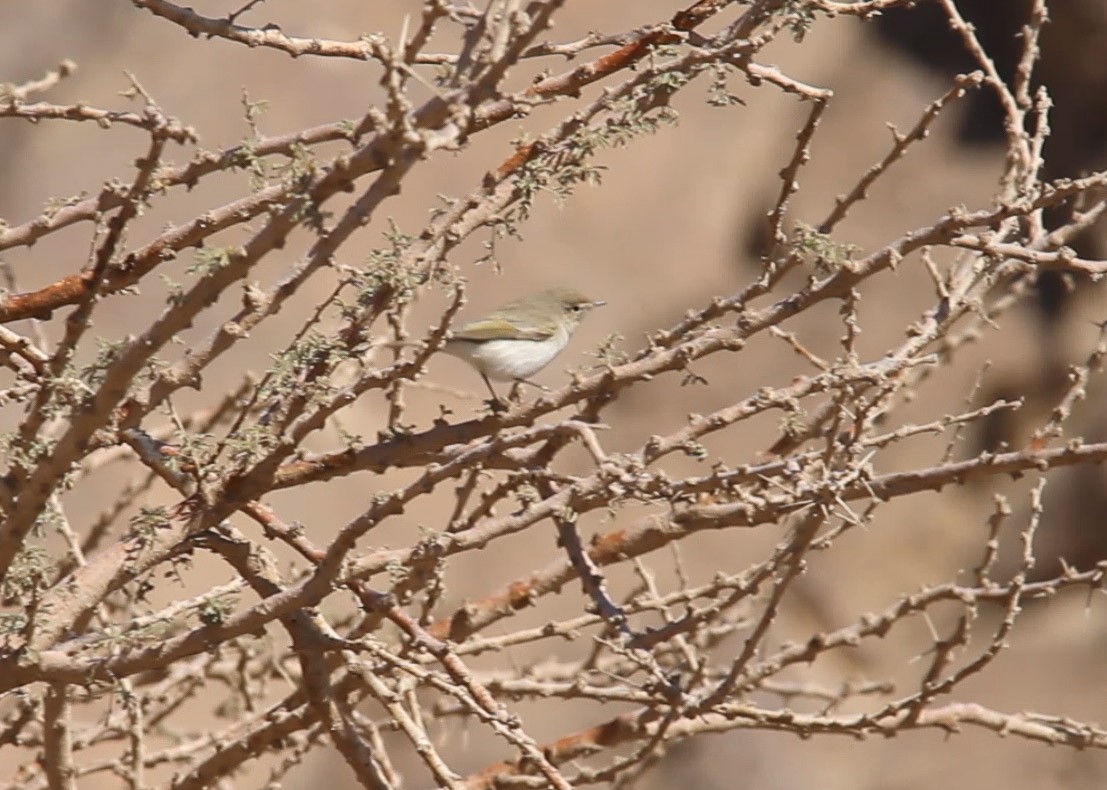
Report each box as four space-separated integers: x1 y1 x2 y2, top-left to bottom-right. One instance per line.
1 1 1106 788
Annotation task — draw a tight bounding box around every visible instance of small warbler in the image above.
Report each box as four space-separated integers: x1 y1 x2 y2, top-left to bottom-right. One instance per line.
443 286 605 402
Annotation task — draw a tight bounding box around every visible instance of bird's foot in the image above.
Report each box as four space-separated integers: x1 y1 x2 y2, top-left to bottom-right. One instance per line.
513 379 550 393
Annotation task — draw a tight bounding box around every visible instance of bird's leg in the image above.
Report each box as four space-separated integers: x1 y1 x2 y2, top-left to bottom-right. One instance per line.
512 378 550 393
481 373 508 413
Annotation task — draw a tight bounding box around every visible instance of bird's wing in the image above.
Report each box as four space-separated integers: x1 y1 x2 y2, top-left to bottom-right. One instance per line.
453 317 555 342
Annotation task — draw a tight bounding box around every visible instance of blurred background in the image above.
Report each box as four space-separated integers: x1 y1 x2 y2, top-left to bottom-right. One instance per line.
2 1 1107 787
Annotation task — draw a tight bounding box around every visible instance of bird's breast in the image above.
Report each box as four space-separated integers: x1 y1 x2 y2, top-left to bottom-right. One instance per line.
450 332 569 380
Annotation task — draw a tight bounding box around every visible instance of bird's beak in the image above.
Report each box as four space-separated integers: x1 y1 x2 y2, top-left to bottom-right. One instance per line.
591 299 607 308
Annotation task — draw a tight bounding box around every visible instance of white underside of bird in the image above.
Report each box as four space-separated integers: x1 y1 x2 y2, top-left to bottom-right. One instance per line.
444 326 570 381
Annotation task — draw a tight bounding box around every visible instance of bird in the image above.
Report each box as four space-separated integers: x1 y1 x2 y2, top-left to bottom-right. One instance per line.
442 286 606 404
